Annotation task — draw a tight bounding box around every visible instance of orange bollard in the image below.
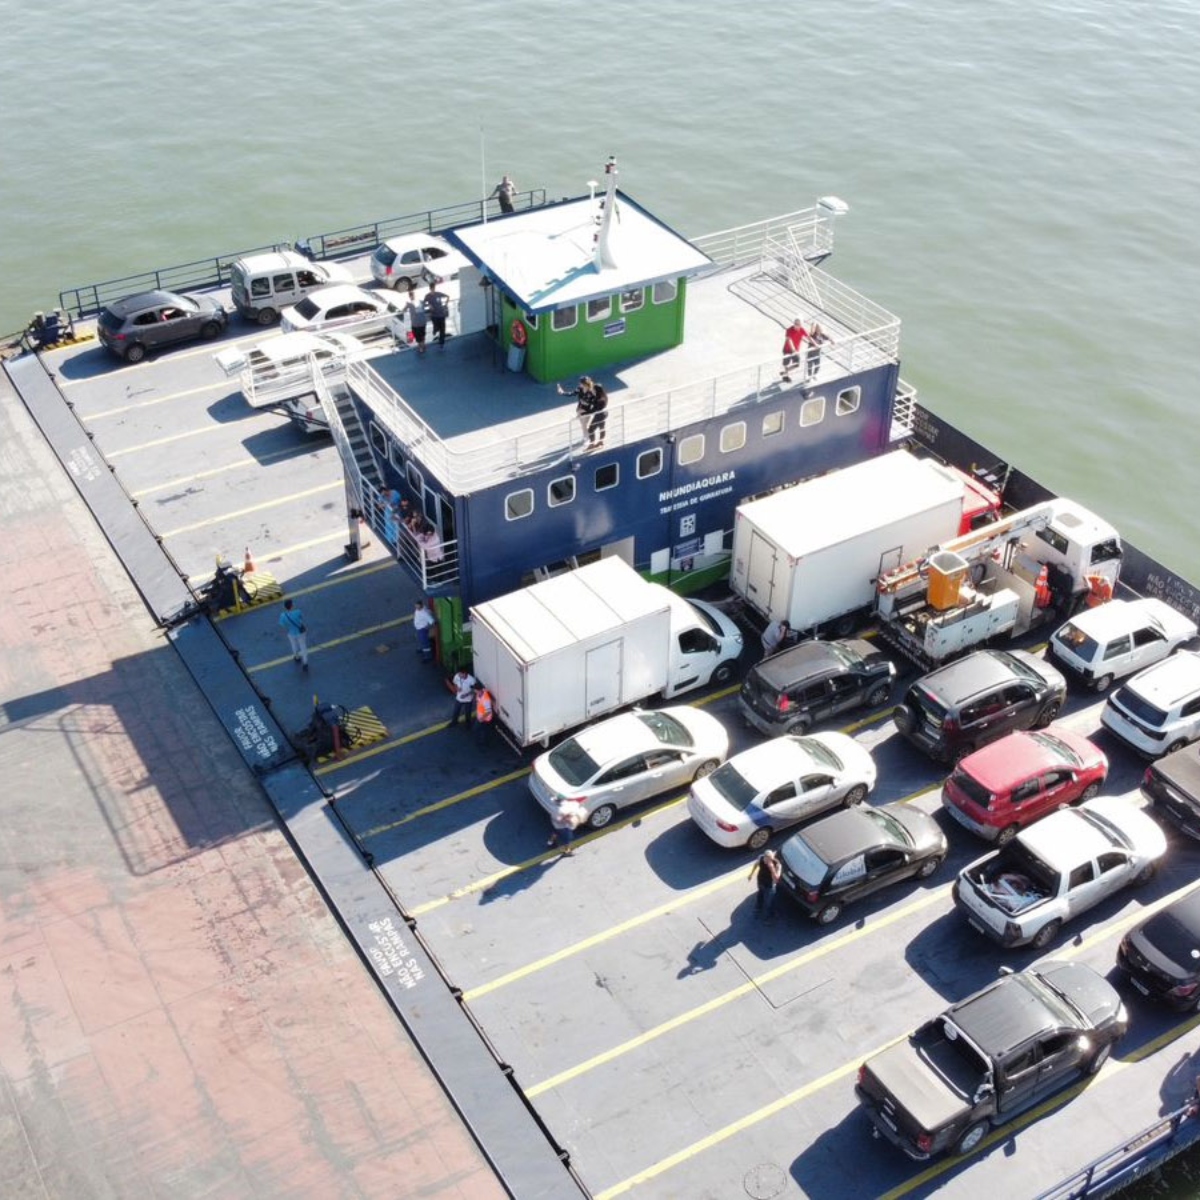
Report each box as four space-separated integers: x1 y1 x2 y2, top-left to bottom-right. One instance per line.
244 545 255 574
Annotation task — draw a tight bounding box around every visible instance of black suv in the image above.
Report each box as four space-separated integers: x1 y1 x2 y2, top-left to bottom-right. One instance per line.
893 648 1066 764
739 638 895 736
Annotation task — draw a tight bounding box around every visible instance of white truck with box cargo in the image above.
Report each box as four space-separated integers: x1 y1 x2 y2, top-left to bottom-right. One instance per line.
730 450 999 636
470 557 743 747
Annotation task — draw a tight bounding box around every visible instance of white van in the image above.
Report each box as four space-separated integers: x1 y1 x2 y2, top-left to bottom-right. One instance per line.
230 251 353 325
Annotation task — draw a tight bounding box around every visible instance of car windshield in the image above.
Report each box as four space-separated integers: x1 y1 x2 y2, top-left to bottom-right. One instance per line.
1028 730 1083 766
1078 805 1133 851
293 297 322 320
1055 624 1099 659
636 711 692 748
828 641 864 668
864 807 913 847
1019 970 1086 1029
794 736 842 771
704 763 760 812
1111 686 1169 729
546 739 599 787
950 771 995 810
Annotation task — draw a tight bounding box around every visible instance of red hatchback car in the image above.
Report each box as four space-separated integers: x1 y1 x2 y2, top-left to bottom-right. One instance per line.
941 727 1108 844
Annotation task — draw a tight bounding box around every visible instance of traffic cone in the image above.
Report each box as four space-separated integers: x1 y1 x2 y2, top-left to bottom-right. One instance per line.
244 546 255 574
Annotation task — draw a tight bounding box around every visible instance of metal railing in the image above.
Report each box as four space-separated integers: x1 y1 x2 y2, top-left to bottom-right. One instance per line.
56 189 548 320
692 206 836 268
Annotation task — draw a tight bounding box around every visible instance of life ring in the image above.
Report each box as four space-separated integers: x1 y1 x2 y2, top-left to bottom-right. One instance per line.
510 319 528 348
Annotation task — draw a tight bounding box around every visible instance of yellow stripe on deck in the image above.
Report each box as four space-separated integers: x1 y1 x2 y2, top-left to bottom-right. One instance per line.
315 707 389 763
211 570 283 615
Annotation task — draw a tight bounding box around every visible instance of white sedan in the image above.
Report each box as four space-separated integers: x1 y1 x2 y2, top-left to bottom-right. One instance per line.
687 732 877 850
528 707 730 830
280 284 406 339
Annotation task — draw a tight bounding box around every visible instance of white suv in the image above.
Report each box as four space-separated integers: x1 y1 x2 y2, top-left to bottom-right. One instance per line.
1048 597 1197 691
1102 650 1200 757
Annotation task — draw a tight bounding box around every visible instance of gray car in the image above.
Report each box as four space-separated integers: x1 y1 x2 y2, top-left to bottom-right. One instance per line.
97 289 228 363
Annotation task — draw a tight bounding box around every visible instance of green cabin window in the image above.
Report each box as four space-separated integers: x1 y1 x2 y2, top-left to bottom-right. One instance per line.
587 297 612 322
652 280 678 304
620 288 644 313
552 307 577 331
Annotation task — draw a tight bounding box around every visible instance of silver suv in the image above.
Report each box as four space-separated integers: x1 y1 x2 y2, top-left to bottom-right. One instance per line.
1102 650 1200 757
97 290 227 363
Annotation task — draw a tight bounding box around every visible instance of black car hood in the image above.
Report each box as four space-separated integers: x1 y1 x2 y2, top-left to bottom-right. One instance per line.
1126 891 1200 982
892 806 949 857
1035 960 1124 1028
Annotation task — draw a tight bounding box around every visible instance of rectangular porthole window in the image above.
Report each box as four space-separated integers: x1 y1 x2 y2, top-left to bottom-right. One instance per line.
587 297 612 322
836 386 861 415
388 443 405 471
370 421 389 457
506 489 534 520
637 448 663 479
594 463 619 491
799 396 826 427
652 280 678 304
405 462 424 497
720 421 747 453
677 433 704 466
552 307 577 331
548 476 576 507
620 288 644 313
762 410 785 437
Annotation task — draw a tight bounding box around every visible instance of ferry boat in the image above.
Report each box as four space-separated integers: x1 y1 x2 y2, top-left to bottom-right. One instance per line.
8 164 1200 1200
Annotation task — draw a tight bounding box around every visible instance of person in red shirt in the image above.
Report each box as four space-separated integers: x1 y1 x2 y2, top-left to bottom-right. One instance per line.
781 317 808 383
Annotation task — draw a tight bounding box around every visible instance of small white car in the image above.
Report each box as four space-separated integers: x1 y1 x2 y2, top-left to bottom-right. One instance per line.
369 233 470 290
528 706 730 830
280 284 406 338
687 731 876 850
1048 597 1197 692
1102 650 1200 757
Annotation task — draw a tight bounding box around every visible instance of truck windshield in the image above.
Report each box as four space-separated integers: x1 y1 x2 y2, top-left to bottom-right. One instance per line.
636 711 691 747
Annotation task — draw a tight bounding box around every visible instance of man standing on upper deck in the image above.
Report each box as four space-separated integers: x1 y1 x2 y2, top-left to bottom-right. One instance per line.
781 317 808 383
423 282 450 347
492 174 517 214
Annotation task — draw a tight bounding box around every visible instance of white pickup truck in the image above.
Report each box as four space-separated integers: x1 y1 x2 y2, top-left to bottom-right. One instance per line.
952 797 1166 949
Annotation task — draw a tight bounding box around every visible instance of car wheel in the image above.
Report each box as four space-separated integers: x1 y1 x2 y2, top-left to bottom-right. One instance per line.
831 614 857 638
996 824 1020 847
784 714 813 735
816 900 843 925
1031 918 1062 950
1080 782 1101 802
892 706 914 734
200 320 221 340
866 682 891 708
916 853 945 879
124 342 146 364
747 826 772 851
844 784 868 807
1166 739 1189 755
1133 860 1157 886
692 759 719 782
1093 673 1114 693
1085 1041 1112 1076
954 1120 988 1157
711 660 738 686
588 803 616 830
256 307 278 326
1034 699 1061 728
393 277 412 292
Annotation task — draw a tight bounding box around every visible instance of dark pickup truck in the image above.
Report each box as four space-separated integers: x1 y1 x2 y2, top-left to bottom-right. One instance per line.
855 961 1127 1159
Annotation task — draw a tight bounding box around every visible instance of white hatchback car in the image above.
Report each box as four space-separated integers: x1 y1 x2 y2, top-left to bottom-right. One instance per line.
1102 650 1200 757
528 706 730 830
280 284 406 338
369 233 470 290
1048 597 1197 692
687 731 877 850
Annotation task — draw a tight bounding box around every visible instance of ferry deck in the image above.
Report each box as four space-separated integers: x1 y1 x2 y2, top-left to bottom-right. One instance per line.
6 224 1200 1200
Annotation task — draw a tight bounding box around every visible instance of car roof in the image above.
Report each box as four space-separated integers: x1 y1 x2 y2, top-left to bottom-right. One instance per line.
570 711 662 761
233 250 309 273
752 640 849 688
728 736 826 788
915 649 1022 701
950 971 1070 1052
1121 650 1200 707
305 284 377 307
381 233 451 252
793 805 886 864
106 289 188 315
1065 597 1196 640
957 727 1097 789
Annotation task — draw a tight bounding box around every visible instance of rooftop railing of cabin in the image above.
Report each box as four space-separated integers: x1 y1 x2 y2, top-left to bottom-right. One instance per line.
353 250 901 493
690 206 836 268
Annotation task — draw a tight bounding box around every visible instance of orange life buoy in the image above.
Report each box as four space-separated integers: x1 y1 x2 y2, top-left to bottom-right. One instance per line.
510 319 527 348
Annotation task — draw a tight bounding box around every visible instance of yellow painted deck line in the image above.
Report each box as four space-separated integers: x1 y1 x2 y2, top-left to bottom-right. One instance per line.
132 445 316 497
527 884 951 1099
596 881 1194 1199
87 380 230 419
357 768 534 839
106 423 227 457
159 480 340 538
214 559 395 619
314 720 450 775
247 614 411 673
